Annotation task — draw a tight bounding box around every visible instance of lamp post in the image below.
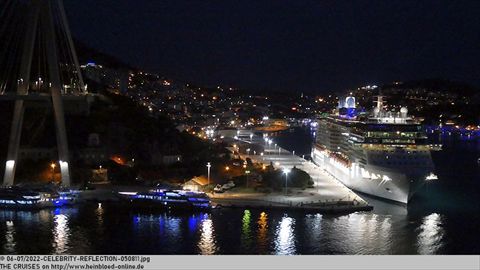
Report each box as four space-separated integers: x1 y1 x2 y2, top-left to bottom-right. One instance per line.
50 162 56 182
206 162 211 186
245 170 250 188
283 168 290 196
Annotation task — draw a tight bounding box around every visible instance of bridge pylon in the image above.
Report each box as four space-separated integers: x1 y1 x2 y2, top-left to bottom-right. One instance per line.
1 0 87 187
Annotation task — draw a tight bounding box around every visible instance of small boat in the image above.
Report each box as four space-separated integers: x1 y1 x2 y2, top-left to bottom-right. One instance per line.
0 185 79 209
0 186 43 208
117 189 211 211
21 183 80 207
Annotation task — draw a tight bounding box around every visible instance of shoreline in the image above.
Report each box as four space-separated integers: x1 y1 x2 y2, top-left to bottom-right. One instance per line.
211 197 373 214
210 189 373 214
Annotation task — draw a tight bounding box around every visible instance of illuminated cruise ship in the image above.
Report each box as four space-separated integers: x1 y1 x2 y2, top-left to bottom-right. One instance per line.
311 96 441 204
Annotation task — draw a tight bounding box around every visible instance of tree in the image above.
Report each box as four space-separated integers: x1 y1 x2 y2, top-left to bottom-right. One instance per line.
261 167 313 190
289 167 314 188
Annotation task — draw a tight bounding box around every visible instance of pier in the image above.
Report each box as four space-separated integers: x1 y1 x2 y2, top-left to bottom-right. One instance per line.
215 130 372 213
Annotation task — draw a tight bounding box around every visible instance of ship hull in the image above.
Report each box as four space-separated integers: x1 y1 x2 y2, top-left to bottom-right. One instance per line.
312 147 428 204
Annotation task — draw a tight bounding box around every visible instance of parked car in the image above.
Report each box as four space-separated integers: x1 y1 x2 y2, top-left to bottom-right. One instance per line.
213 184 224 193
222 181 235 190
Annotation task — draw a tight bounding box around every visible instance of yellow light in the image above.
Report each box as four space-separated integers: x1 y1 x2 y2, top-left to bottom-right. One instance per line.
262 165 266 170
50 163 56 169
225 166 230 171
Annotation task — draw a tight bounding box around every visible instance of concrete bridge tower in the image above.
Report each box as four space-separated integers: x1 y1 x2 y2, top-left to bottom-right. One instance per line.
1 0 87 187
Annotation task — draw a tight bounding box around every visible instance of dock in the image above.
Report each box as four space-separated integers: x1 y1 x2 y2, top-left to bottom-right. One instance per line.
219 130 372 213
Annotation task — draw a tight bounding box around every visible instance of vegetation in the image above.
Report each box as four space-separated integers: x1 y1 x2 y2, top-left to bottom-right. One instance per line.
262 166 313 190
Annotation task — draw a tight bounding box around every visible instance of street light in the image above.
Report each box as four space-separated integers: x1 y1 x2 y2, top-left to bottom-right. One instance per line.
283 168 291 196
245 169 251 188
50 162 56 182
206 162 211 186
250 133 253 141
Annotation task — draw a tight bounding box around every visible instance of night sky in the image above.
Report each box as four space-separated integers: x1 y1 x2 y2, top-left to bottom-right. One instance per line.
64 0 480 93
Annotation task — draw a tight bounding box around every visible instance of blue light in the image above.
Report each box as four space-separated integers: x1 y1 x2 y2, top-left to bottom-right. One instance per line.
188 216 198 232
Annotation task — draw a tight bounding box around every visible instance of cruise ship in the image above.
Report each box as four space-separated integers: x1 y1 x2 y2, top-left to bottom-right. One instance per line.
311 96 441 204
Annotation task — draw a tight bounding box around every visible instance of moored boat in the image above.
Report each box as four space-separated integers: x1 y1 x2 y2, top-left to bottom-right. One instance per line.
0 184 79 209
117 189 211 211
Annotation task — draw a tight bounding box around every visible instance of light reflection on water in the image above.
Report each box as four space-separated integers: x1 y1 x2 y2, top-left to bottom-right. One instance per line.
315 213 395 254
53 214 69 254
257 212 269 253
0 205 475 254
416 213 445 254
198 218 217 255
96 203 104 227
274 215 296 255
241 210 252 251
4 220 16 253
303 214 322 253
